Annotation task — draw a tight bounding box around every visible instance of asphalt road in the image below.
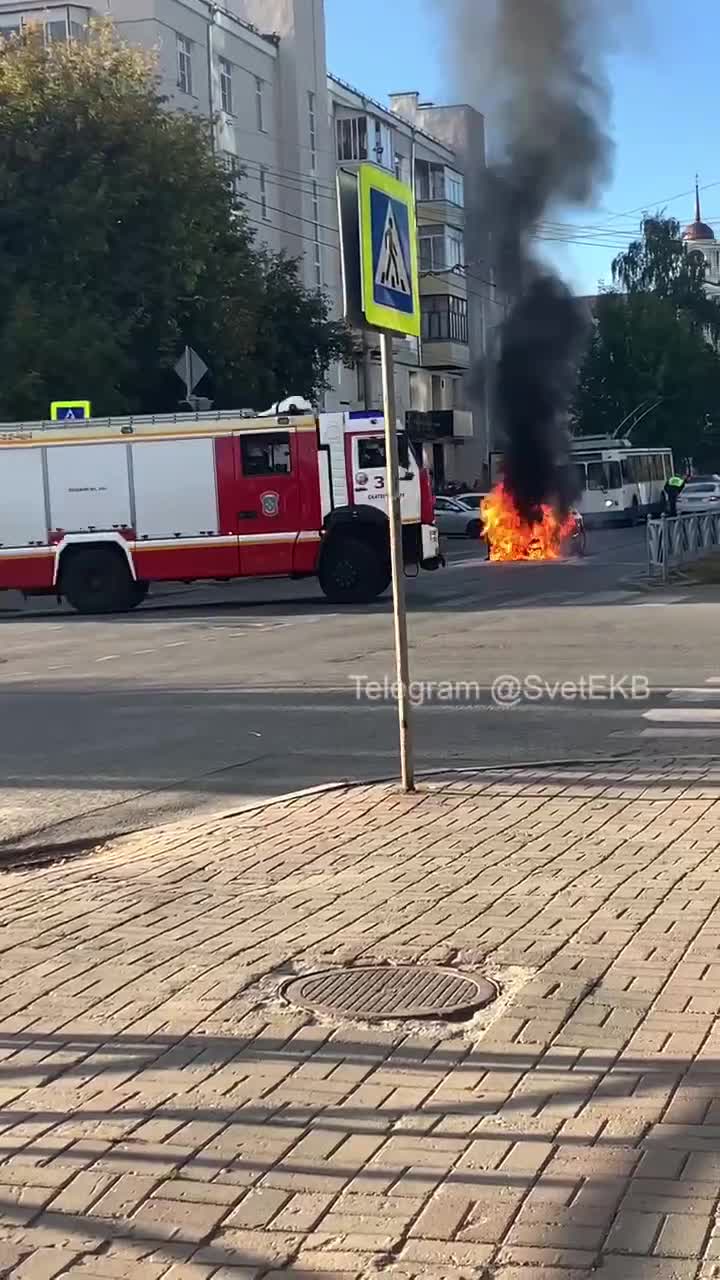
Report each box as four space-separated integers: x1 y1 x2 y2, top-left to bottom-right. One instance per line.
1 525 717 856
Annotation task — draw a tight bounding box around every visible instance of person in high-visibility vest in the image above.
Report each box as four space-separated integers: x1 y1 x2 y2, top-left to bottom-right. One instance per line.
663 473 686 517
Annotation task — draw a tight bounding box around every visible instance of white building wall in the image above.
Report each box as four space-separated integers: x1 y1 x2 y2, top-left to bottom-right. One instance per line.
112 0 286 257
234 0 339 297
0 0 491 471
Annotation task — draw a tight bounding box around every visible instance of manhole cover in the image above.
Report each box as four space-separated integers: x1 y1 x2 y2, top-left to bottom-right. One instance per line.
282 966 496 1021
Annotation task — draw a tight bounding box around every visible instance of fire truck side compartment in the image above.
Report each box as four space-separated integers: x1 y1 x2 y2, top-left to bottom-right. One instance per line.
0 450 46 547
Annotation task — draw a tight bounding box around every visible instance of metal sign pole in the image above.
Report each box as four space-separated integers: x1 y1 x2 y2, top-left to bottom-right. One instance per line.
184 346 192 402
380 331 415 793
338 163 421 794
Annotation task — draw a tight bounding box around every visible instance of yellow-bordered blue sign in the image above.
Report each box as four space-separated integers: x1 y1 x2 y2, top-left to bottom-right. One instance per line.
358 164 420 337
51 400 91 422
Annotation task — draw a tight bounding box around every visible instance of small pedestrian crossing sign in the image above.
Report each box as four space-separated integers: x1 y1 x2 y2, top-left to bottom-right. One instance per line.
375 201 412 299
358 164 420 336
51 400 91 422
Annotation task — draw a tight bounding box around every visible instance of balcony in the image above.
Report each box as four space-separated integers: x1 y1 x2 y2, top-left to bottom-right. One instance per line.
420 295 470 370
418 227 466 286
335 113 394 172
405 409 473 442
0 5 90 39
415 161 465 227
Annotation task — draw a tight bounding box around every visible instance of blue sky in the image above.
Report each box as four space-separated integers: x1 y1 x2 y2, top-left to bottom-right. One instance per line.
325 0 715 295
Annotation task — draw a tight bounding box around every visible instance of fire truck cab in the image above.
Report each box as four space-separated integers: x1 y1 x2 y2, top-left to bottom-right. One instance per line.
0 405 440 613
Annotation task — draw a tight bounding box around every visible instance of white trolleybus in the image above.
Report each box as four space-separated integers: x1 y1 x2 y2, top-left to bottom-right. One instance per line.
490 436 675 526
568 437 674 525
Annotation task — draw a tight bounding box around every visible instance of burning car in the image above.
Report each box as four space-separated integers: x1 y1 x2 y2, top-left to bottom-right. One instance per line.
482 486 586 561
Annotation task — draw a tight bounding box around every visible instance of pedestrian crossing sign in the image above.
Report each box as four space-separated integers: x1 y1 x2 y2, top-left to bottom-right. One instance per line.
358 164 420 337
51 400 91 422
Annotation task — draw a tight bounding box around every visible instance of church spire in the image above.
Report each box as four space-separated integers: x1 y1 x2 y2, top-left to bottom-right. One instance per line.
683 176 715 242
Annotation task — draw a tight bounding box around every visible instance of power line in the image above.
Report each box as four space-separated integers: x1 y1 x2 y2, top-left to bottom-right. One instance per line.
241 191 340 241
231 150 720 247
237 158 338 202
244 211 340 257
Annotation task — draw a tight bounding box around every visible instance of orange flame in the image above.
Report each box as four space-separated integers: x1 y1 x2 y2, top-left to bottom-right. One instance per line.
481 484 576 562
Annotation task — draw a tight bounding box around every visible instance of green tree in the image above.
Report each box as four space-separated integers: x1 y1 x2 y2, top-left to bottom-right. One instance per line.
573 291 720 465
612 214 720 339
0 23 353 420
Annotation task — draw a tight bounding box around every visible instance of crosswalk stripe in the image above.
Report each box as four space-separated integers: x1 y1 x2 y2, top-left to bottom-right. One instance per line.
644 708 720 722
634 728 720 738
666 689 720 702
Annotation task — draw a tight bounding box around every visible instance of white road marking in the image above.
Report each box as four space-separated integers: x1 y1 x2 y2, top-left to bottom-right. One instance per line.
633 728 720 739
666 689 720 702
96 655 118 663
643 708 720 723
163 641 186 648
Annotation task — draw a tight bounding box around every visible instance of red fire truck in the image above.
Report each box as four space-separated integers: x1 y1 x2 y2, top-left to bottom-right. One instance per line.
0 403 440 613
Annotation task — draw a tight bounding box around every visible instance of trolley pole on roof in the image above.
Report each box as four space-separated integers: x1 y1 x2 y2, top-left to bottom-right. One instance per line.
337 163 421 793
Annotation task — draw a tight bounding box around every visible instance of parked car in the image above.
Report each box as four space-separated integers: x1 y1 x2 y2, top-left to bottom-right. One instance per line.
455 492 488 513
676 481 720 515
434 495 483 539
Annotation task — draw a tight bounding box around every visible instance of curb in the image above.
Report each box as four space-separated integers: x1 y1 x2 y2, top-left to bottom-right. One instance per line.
213 753 636 822
619 573 654 592
0 753 639 871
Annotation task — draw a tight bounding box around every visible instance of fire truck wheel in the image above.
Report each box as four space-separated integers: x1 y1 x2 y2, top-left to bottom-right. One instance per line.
61 547 136 615
319 535 389 604
129 581 149 608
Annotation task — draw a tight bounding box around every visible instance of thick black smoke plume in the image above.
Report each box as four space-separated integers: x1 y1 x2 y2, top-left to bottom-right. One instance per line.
444 0 623 520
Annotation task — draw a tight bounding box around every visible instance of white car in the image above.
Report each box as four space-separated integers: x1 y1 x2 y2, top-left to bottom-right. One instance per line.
677 481 720 515
434 495 483 539
455 492 488 514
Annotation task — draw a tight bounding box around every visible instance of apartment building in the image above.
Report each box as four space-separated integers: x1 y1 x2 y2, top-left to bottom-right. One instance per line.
329 78 492 484
0 0 498 482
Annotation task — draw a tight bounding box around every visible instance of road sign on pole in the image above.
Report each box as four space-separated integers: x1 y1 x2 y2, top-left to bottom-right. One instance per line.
337 162 420 792
358 164 420 337
174 346 208 401
51 400 91 422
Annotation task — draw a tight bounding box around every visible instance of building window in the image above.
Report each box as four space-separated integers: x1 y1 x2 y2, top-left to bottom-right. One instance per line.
416 161 464 207
336 115 368 163
176 34 193 96
46 16 68 40
308 90 317 173
1 12 79 42
255 76 264 131
219 57 233 114
372 119 393 169
421 295 468 344
446 170 464 206
259 166 268 220
418 226 464 272
395 153 409 184
312 179 321 286
223 152 241 200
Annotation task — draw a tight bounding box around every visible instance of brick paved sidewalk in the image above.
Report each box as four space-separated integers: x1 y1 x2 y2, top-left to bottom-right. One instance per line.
2 759 720 1279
